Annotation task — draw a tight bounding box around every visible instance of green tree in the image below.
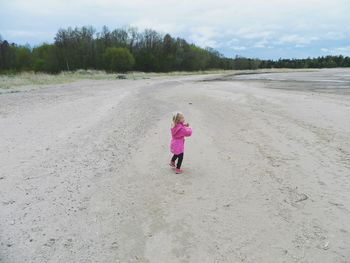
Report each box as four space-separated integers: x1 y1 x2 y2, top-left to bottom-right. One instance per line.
6 45 32 71
103 47 135 72
32 44 60 73
3 25 350 73
183 45 209 71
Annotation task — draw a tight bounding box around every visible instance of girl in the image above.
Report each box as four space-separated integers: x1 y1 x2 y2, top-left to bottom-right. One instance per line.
169 112 192 174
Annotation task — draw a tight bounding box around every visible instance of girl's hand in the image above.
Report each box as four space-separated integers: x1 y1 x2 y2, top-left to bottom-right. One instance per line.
184 122 189 127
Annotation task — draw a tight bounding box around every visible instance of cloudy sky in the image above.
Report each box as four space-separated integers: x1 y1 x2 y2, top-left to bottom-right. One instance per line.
1 0 349 59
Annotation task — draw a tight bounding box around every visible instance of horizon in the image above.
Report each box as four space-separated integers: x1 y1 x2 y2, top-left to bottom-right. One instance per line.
1 0 350 60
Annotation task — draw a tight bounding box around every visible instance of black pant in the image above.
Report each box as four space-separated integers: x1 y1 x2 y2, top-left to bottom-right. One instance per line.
171 153 184 169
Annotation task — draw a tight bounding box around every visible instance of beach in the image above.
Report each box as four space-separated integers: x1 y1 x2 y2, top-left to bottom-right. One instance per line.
1 69 350 262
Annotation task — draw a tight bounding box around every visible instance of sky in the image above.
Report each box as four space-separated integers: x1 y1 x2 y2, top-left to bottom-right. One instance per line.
1 0 350 59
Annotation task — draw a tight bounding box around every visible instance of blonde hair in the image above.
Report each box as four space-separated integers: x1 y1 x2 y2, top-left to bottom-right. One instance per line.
172 112 184 125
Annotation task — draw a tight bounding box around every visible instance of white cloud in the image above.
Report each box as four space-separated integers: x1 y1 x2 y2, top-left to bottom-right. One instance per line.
236 27 274 40
324 31 347 40
2 30 51 38
231 46 247 51
321 46 350 55
130 19 184 35
253 40 269 48
277 35 319 46
1 0 350 58
189 27 219 48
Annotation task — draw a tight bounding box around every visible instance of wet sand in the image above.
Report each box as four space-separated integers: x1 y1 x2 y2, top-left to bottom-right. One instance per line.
211 68 350 95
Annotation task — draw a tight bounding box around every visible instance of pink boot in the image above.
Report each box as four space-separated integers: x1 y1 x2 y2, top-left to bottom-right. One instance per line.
175 168 183 174
169 161 175 168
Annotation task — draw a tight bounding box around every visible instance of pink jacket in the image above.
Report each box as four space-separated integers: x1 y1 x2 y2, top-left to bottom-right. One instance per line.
170 123 192 155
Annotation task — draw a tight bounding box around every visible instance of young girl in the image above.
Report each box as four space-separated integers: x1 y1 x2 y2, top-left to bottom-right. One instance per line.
169 112 192 174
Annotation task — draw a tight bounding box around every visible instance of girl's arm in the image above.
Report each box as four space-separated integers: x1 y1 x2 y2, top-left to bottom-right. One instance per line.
183 127 192 137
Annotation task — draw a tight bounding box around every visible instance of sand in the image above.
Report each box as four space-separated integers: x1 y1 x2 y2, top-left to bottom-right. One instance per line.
0 69 350 262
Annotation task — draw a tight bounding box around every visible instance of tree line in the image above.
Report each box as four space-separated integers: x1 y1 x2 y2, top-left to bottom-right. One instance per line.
1 26 350 74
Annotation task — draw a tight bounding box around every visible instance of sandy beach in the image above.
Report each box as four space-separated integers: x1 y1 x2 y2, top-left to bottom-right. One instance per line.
1 69 350 262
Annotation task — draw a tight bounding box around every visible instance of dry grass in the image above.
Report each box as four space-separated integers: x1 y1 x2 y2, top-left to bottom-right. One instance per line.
0 68 314 93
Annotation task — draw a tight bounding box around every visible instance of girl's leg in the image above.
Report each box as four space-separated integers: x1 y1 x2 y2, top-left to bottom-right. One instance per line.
176 153 184 169
171 154 178 162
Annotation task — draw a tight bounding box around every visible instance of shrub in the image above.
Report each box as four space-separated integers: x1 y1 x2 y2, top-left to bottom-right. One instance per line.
103 47 135 72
